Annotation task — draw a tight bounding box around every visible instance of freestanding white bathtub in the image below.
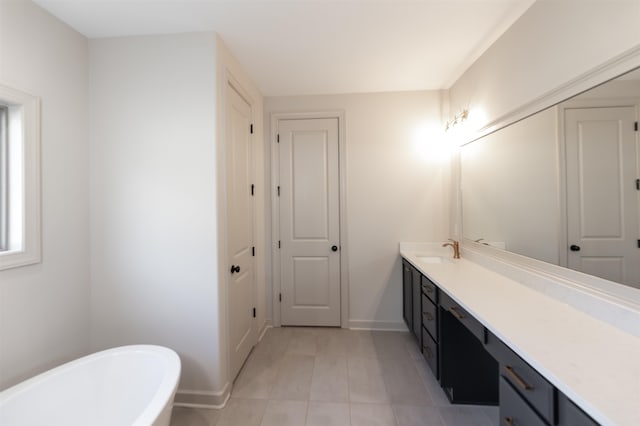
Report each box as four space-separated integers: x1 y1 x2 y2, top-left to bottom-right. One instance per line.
0 345 181 426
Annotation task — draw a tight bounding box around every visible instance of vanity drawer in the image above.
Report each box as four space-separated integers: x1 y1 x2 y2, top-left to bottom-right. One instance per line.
422 293 437 341
500 377 547 426
421 275 437 303
557 393 599 426
439 291 484 342
487 332 555 424
422 327 438 378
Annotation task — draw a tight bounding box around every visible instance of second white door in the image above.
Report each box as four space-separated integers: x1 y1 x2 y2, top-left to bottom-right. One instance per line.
278 118 341 326
565 105 640 288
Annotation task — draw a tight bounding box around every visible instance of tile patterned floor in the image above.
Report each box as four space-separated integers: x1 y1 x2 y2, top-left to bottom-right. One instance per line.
170 327 498 426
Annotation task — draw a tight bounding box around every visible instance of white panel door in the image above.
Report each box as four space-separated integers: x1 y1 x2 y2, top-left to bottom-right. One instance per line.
565 106 639 288
226 83 256 381
279 118 341 326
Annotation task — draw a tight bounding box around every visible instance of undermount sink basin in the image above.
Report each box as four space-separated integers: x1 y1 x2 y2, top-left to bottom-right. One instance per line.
416 255 453 264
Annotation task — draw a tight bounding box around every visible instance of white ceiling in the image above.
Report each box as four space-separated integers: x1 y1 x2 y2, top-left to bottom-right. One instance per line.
33 0 536 96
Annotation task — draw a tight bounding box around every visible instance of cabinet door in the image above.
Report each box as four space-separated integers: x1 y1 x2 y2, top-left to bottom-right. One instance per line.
557 393 598 426
412 267 422 343
402 260 412 330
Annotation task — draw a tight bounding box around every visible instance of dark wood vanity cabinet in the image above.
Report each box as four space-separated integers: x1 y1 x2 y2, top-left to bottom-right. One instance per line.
557 393 599 426
401 257 601 425
486 330 555 424
402 260 413 331
439 292 498 405
421 275 439 379
401 259 422 345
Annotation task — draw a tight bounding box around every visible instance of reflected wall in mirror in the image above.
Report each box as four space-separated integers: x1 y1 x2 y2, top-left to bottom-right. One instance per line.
461 67 640 289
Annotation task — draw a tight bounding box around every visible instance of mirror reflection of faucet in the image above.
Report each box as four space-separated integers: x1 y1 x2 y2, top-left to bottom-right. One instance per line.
442 239 460 259
474 238 490 246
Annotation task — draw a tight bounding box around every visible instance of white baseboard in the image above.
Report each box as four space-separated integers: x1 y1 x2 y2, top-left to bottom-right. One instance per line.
348 319 408 331
174 383 230 409
258 320 272 341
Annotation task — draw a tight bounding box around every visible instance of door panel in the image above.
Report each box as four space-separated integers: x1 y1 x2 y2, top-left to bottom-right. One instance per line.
293 257 330 306
279 118 340 326
227 83 256 381
565 106 639 288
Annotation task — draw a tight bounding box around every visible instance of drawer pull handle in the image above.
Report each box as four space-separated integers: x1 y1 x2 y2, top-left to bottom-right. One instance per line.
423 346 433 359
423 312 434 322
504 417 514 426
448 306 464 320
505 366 534 390
422 285 434 293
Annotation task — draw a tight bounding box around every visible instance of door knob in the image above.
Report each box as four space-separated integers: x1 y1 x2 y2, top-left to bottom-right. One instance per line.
570 245 581 252
230 265 241 274
331 245 338 252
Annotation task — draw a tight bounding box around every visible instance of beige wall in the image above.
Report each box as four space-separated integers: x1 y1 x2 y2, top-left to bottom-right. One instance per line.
265 91 449 329
449 0 640 130
89 33 221 394
0 0 90 390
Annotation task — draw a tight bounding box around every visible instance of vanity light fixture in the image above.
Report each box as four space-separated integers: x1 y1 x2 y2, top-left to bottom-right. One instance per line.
445 109 469 131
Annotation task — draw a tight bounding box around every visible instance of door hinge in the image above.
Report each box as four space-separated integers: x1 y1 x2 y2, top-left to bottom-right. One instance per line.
636 178 640 191
250 124 254 134
251 183 255 196
635 121 638 131
279 293 282 302
277 186 280 196
252 246 255 257
278 240 281 249
277 134 280 143
637 239 640 249
253 307 256 318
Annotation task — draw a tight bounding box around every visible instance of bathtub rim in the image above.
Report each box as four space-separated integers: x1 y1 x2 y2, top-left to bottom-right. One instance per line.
0 344 181 426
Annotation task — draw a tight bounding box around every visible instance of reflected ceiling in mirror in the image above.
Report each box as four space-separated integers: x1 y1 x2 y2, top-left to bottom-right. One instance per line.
461 66 640 289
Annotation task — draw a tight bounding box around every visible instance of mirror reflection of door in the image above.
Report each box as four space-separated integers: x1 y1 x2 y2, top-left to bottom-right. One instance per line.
565 106 640 288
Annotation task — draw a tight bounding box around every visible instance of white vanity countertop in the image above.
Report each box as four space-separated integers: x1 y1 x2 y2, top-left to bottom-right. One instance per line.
400 244 640 426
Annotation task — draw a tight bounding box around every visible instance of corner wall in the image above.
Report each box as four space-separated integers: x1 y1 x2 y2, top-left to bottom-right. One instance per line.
449 0 640 130
88 32 222 396
0 0 90 390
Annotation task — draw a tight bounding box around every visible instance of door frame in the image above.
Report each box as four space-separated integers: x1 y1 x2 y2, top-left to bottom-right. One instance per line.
556 97 640 268
270 111 349 328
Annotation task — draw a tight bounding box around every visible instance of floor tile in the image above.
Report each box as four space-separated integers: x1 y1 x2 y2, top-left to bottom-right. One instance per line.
269 354 315 400
216 398 268 426
315 328 349 357
480 405 499 425
438 405 493 426
306 401 350 426
381 358 432 405
393 404 444 426
170 406 220 426
251 327 293 360
348 356 389 403
286 328 318 356
372 331 414 360
350 402 398 426
413 359 450 406
346 331 377 357
310 355 349 402
232 352 282 399
259 400 308 426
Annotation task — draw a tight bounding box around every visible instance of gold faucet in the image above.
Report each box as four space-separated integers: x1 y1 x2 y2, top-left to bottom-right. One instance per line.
442 239 460 259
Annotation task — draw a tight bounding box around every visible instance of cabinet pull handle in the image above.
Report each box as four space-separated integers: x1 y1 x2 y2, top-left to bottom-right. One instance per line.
422 285 434 293
504 417 514 426
505 366 533 390
448 306 464 320
423 312 434 322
